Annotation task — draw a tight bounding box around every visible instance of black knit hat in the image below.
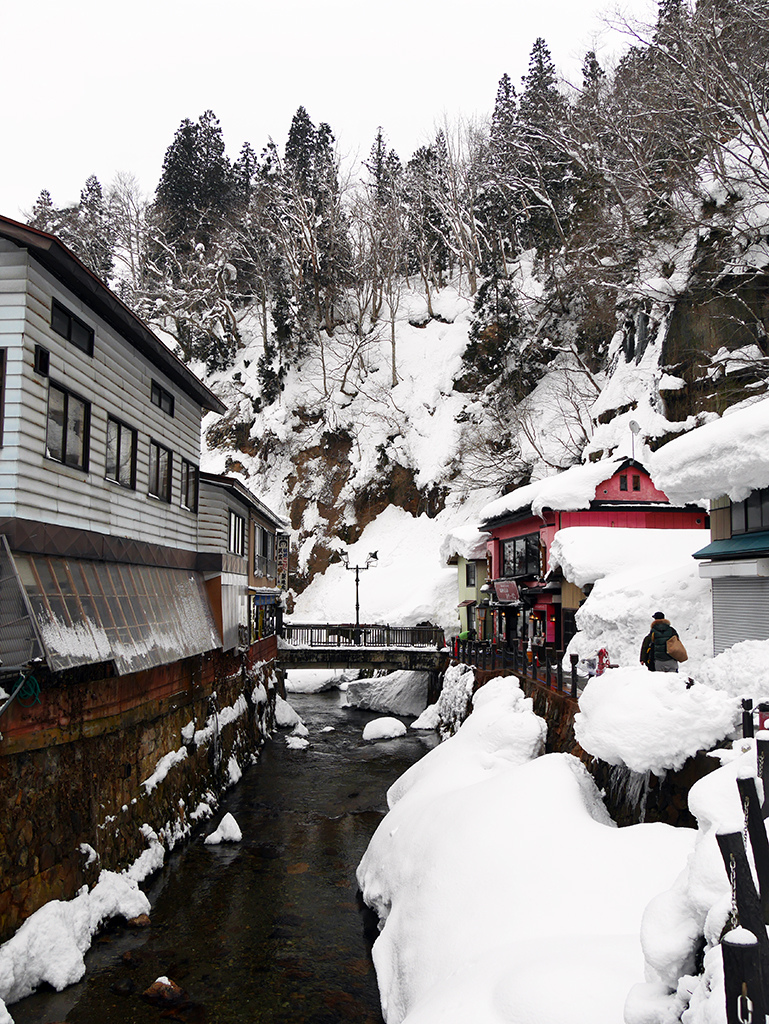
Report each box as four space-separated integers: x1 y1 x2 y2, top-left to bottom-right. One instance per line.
653 611 665 619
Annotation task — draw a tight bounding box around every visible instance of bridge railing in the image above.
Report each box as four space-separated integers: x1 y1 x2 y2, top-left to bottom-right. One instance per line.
281 623 445 649
451 637 581 698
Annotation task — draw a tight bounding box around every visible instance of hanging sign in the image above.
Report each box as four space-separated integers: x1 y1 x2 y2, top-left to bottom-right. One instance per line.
494 580 520 603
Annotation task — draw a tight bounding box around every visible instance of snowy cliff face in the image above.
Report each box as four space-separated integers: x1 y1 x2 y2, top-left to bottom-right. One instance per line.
198 228 769 629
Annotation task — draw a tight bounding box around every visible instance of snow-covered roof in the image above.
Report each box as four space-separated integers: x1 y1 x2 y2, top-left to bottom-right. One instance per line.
649 397 769 504
548 526 710 589
439 524 491 565
479 458 625 524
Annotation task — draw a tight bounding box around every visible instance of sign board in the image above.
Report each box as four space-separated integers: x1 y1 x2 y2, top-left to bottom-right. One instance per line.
276 532 290 591
495 580 520 603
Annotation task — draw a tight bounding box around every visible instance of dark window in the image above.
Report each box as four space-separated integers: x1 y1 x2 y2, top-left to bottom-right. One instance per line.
501 533 541 578
632 475 641 491
34 345 50 375
181 460 199 512
0 349 5 447
619 475 628 491
731 488 769 534
148 440 172 502
106 417 137 489
151 381 174 417
465 561 477 587
229 511 245 555
46 382 90 470
51 299 94 356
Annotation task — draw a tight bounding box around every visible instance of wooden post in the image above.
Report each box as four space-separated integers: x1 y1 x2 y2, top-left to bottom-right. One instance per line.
716 830 769 1005
570 654 579 698
723 929 766 1024
737 776 769 923
757 731 769 819
744 698 755 739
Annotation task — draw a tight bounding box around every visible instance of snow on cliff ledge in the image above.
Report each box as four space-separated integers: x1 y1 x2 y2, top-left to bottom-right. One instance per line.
649 396 769 504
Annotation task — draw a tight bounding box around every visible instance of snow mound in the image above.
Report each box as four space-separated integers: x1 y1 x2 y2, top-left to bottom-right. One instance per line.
411 703 439 731
346 671 429 717
204 812 242 845
575 667 739 774
274 695 304 729
285 735 309 749
362 718 407 741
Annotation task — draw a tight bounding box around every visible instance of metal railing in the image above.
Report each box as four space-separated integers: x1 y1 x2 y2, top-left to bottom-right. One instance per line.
281 623 445 649
451 637 581 699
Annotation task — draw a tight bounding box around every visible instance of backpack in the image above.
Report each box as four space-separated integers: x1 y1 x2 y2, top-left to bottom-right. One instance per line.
666 635 688 662
640 631 655 669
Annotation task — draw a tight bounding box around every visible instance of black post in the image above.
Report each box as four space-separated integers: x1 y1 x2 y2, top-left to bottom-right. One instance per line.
557 654 563 692
723 930 766 1024
716 830 769 1005
758 732 769 818
736 776 769 923
545 651 552 689
744 698 755 739
570 654 579 698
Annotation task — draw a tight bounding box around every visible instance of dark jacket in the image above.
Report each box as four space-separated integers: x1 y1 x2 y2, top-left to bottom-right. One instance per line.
651 619 678 662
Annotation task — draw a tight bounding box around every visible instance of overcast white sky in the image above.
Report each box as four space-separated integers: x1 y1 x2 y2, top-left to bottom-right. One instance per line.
1 0 653 220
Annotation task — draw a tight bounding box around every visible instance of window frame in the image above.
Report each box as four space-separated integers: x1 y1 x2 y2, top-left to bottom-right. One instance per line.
148 439 173 502
229 510 245 556
619 475 628 492
501 533 541 579
105 415 138 490
731 488 769 535
180 459 199 513
150 380 175 417
45 380 91 471
51 299 94 356
465 560 477 587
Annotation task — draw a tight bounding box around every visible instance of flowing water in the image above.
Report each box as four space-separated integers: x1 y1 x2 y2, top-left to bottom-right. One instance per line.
11 689 436 1024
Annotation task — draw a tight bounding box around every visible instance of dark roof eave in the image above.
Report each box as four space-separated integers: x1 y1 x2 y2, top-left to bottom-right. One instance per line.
199 471 289 528
694 530 769 560
0 215 226 415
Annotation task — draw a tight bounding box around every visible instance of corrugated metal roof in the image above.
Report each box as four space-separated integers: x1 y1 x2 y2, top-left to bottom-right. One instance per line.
693 530 769 560
0 537 44 677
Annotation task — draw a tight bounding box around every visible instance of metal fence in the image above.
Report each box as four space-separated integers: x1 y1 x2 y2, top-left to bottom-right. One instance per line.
281 623 445 649
451 637 581 698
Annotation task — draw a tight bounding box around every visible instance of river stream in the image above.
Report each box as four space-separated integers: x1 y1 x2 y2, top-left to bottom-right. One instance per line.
11 689 436 1024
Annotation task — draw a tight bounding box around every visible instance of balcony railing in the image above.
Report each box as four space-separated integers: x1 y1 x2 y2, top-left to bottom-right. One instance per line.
281 623 445 649
451 637 582 698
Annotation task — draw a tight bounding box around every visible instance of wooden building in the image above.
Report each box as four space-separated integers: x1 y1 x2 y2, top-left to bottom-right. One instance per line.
480 458 708 653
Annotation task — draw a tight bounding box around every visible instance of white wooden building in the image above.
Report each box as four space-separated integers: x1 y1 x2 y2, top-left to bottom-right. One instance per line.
0 215 285 679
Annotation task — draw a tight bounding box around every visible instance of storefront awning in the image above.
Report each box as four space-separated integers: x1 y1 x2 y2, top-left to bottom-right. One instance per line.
457 599 476 608
4 549 221 676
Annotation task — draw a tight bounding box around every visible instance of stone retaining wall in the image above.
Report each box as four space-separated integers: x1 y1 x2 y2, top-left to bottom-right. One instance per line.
0 643 279 943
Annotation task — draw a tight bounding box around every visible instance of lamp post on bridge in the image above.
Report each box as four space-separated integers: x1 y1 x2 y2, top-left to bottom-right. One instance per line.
340 551 378 635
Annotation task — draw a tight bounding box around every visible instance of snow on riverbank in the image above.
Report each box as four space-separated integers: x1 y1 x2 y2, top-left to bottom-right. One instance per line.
357 676 695 1024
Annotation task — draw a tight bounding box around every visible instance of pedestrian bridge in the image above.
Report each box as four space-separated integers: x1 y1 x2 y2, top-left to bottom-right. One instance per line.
278 623 448 673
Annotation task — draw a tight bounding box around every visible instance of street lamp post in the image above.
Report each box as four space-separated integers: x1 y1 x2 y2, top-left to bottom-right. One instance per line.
340 551 378 634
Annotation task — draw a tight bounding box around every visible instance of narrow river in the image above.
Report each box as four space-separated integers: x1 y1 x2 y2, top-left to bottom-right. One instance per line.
11 689 436 1024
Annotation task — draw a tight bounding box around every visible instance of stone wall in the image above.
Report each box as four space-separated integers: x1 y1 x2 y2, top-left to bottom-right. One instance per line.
0 641 279 943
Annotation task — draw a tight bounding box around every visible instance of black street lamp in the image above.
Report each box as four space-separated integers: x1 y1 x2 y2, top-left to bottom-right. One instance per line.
340 551 378 631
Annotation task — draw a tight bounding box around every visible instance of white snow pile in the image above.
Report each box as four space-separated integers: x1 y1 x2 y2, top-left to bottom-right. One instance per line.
285 735 310 749
346 671 429 717
204 812 242 845
649 396 769 504
274 694 307 735
696 638 769 701
575 667 740 775
430 662 476 737
626 739 763 1024
410 703 440 731
357 676 694 1024
362 718 408 741
478 456 625 523
0 870 150 1014
549 527 709 590
438 523 490 564
285 668 350 693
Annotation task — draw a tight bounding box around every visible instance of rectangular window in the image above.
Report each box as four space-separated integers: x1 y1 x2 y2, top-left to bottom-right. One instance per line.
180 459 199 512
148 440 172 502
632 475 641 491
229 510 245 556
46 382 90 470
731 499 747 534
501 534 540 579
0 349 5 447
747 491 763 532
151 380 174 417
105 416 137 489
619 475 628 491
465 561 476 587
51 299 94 356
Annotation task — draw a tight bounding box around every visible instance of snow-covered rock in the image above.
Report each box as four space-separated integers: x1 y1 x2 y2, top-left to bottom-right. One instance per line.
362 718 407 741
346 671 429 717
204 812 242 845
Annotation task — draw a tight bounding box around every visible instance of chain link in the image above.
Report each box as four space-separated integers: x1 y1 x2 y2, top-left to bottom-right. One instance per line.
738 983 753 1024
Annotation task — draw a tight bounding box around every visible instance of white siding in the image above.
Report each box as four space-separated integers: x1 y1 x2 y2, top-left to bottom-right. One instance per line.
0 241 209 550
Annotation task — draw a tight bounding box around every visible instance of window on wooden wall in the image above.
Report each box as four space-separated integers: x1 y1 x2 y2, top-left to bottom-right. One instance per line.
229 510 245 555
501 534 540 578
0 349 5 447
148 440 172 502
619 475 628 491
632 475 641 491
105 416 137 489
51 299 94 356
465 561 476 587
46 382 90 470
731 489 769 535
181 459 199 512
150 380 174 416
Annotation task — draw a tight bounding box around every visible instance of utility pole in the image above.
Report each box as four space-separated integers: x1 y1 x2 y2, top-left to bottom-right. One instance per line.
340 551 378 636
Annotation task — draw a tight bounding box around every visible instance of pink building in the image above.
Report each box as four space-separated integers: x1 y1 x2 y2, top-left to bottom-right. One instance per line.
479 459 708 653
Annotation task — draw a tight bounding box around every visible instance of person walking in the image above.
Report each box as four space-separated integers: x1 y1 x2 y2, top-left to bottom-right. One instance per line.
643 611 684 672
